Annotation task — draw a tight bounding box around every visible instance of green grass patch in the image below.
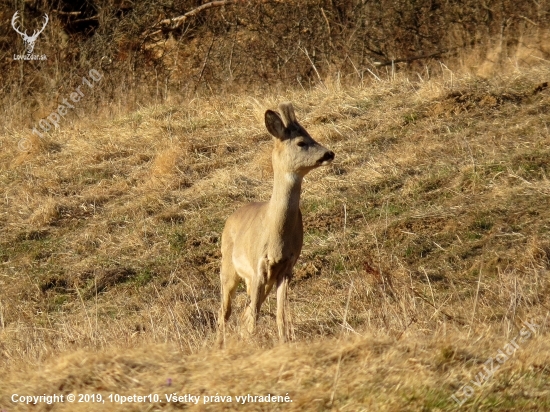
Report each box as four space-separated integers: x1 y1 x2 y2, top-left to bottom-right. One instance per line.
512 150 550 180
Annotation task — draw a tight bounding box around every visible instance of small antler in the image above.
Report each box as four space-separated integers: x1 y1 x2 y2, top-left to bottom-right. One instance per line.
11 11 28 38
278 102 297 128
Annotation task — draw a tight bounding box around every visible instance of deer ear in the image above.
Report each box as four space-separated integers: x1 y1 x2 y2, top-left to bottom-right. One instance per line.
265 110 287 140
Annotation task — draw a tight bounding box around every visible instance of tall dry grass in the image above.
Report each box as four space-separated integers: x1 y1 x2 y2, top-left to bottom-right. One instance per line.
1 0 549 140
1 54 549 409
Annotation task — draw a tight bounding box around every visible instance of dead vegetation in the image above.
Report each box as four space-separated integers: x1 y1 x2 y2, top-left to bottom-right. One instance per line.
0 56 549 409
1 0 550 137
1 4 550 410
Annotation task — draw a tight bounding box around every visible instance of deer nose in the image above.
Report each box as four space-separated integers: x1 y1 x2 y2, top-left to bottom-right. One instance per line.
322 151 335 162
318 150 335 164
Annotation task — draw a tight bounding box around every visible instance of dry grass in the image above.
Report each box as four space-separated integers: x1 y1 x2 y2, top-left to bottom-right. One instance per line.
1 60 550 410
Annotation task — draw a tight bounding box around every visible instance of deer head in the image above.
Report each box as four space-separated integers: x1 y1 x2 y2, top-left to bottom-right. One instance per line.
12 11 49 55
265 103 335 178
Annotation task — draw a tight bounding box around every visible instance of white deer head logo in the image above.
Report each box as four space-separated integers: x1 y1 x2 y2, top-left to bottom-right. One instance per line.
11 11 49 55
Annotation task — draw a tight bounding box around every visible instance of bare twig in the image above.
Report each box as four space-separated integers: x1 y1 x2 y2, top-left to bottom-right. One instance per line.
53 10 82 16
74 16 99 24
300 47 326 88
366 68 381 82
194 36 216 92
520 15 538 26
320 7 331 36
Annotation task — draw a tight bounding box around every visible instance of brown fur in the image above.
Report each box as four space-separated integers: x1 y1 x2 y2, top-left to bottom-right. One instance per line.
218 102 335 344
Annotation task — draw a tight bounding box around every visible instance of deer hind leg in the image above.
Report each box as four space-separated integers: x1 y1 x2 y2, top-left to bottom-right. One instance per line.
243 259 268 335
276 273 292 343
217 252 239 345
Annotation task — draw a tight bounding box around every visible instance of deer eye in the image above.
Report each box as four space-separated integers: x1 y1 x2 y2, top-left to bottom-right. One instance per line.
296 141 307 147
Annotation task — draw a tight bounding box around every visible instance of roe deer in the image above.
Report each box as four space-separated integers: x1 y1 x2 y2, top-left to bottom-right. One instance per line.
218 102 335 344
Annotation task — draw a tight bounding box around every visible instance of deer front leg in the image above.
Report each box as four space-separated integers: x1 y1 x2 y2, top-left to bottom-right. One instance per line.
276 273 292 343
243 258 268 335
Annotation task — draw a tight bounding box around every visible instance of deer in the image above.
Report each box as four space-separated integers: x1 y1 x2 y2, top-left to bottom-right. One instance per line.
11 11 49 56
218 102 335 345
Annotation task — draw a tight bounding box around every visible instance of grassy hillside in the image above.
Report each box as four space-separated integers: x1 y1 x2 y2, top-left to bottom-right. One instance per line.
1 62 549 410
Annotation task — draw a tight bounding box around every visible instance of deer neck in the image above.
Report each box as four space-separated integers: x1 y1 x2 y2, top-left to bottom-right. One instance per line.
266 170 303 242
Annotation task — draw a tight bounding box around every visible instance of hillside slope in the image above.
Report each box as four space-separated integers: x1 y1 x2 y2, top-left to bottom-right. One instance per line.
1 64 550 410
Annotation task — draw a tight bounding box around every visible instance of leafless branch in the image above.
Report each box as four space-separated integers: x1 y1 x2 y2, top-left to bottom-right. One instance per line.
194 35 216 92
156 1 238 29
53 10 82 16
74 15 99 24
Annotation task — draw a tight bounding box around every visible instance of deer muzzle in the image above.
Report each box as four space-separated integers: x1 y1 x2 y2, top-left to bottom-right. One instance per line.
317 151 335 165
